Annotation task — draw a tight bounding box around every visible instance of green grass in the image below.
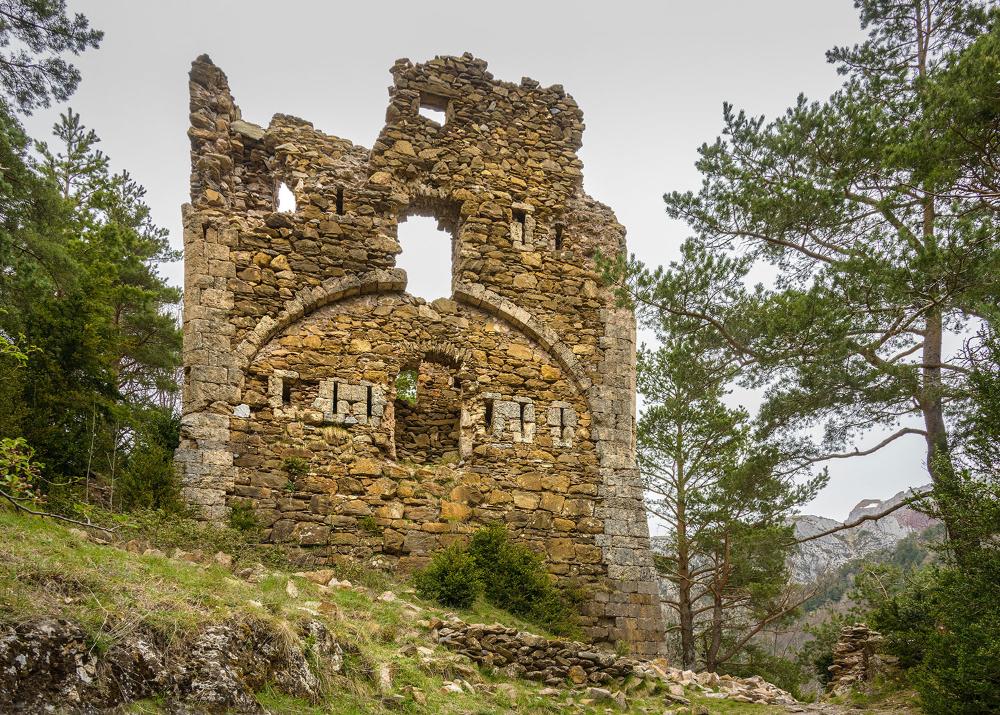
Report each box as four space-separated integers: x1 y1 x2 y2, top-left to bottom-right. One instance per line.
0 508 795 714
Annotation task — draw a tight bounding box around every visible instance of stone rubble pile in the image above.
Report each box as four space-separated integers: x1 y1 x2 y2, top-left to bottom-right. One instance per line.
827 623 887 694
433 619 797 706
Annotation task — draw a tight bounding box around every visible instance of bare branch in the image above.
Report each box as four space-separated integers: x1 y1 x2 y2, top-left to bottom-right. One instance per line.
790 427 926 467
0 491 116 534
790 487 932 545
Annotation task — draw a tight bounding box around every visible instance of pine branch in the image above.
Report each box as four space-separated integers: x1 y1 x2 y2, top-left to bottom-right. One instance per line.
787 427 926 468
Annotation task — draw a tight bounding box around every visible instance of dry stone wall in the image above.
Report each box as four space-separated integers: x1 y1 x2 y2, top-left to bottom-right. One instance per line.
176 52 663 655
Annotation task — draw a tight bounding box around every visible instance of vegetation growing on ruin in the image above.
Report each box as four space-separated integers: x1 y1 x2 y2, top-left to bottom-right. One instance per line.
415 524 582 637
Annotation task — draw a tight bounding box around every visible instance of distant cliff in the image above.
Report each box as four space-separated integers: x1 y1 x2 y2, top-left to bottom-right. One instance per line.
789 486 936 583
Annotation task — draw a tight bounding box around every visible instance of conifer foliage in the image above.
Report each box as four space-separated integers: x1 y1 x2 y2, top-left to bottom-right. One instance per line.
0 2 181 512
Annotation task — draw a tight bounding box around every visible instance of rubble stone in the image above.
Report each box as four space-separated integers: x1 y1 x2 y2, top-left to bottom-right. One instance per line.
827 623 887 695
434 619 797 706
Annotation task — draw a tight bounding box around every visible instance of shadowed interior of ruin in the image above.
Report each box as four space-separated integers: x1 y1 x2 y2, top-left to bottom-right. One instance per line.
394 361 462 463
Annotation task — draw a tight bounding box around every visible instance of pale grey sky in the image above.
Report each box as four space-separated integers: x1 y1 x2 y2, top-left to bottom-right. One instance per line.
24 0 933 521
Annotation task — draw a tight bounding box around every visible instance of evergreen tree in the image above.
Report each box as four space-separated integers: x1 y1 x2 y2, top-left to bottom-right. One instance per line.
609 0 1000 559
0 0 102 114
0 108 181 506
639 339 824 670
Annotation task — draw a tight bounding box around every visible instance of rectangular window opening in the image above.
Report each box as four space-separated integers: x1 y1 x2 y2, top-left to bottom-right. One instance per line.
554 224 564 250
281 380 292 405
485 398 494 430
336 187 345 215
418 92 450 125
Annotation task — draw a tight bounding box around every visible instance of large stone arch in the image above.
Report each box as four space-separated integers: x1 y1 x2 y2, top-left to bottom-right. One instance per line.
453 282 592 393
233 268 406 375
236 272 592 396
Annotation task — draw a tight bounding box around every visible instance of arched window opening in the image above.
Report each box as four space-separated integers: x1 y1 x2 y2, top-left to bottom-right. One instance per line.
395 369 417 405
393 362 461 464
396 215 453 301
276 182 296 212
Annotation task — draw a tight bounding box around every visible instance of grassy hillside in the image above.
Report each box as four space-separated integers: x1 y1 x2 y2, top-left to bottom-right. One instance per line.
0 508 791 714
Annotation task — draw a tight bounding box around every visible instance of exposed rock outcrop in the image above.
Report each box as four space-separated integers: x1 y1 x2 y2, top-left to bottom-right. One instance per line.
0 617 342 714
789 486 935 582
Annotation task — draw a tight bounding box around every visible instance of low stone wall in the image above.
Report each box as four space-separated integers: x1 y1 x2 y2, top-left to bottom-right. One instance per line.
0 617 342 714
433 619 797 706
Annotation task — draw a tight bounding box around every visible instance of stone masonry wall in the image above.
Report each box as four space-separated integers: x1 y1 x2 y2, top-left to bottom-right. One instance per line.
176 52 664 655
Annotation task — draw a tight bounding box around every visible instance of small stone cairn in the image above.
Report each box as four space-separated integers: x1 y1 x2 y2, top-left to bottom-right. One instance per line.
827 623 886 694
433 618 797 706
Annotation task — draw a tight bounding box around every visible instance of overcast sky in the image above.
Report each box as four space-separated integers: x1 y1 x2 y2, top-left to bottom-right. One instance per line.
24 1 934 521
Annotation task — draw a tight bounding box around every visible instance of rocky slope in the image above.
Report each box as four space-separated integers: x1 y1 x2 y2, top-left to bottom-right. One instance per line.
789 486 935 583
0 509 813 714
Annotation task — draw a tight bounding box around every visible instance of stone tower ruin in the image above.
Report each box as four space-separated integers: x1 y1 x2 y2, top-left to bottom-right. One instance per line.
176 53 664 655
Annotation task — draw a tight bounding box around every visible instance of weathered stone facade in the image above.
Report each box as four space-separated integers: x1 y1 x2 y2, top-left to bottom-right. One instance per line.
176 53 663 655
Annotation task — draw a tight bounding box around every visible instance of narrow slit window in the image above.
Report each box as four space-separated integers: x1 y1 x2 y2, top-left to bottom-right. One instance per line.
332 381 339 413
281 380 292 405
366 385 374 419
554 224 564 250
336 187 345 215
485 398 494 430
513 208 527 228
277 182 296 213
519 401 528 438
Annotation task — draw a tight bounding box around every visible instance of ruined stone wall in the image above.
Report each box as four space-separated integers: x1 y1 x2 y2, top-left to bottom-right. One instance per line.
176 53 663 655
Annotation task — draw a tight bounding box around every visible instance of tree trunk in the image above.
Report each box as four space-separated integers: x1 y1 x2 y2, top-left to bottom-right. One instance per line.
675 452 696 669
921 309 972 563
677 556 695 669
919 194 972 566
706 585 723 672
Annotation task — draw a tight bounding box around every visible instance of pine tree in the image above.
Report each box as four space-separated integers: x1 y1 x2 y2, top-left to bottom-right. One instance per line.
0 0 102 114
609 0 1000 561
639 339 824 670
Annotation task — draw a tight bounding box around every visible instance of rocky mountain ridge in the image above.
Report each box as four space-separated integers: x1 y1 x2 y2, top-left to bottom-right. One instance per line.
789 486 936 583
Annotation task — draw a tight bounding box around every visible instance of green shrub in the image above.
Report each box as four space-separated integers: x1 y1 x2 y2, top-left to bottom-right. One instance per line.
227 500 259 532
467 523 580 635
413 543 481 608
282 456 309 478
110 408 182 513
0 436 43 501
417 524 582 635
863 559 1000 715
